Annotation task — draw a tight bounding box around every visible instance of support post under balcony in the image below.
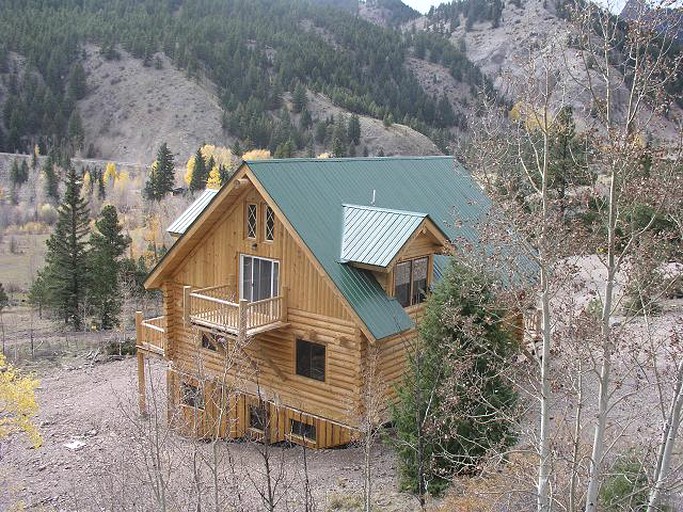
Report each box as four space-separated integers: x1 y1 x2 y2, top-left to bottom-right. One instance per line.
135 311 147 416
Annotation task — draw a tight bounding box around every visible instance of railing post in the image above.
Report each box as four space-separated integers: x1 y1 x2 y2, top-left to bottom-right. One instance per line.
238 299 249 343
183 285 192 326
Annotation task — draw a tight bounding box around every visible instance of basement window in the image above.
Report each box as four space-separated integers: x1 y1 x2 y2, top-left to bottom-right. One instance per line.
246 203 257 239
296 339 326 382
290 419 316 442
181 382 204 410
201 332 217 351
394 257 429 308
249 402 268 432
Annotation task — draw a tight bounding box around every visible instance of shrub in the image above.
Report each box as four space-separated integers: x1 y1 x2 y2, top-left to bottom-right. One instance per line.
599 451 649 512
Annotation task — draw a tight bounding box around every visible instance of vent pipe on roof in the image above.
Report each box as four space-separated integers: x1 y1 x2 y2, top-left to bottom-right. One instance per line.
371 189 376 206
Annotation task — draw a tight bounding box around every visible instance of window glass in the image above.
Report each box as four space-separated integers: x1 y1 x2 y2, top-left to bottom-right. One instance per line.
181 382 204 409
241 256 279 302
290 419 316 441
394 261 411 307
249 403 268 431
394 257 430 307
254 258 272 301
201 332 217 351
412 257 429 305
242 256 253 302
296 339 326 381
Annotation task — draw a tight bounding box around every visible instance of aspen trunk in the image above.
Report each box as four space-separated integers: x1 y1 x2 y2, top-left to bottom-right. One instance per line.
647 359 683 511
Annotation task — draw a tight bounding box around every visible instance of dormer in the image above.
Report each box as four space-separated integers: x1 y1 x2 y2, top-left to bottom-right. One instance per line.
339 204 449 306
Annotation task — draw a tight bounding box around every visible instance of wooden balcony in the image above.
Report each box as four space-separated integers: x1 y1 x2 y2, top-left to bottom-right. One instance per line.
136 313 166 357
186 285 288 337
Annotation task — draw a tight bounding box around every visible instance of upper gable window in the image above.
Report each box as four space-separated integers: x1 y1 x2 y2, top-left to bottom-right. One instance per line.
395 257 429 308
246 203 258 239
264 205 275 242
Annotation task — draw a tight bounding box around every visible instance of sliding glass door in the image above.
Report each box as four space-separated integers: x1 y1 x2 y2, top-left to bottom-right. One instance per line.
240 255 280 302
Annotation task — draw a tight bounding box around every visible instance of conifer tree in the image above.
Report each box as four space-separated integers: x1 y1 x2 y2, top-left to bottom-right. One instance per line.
348 114 361 146
42 165 90 329
143 143 175 201
332 116 349 157
43 156 60 203
292 82 308 113
88 205 130 329
189 147 208 192
392 259 518 499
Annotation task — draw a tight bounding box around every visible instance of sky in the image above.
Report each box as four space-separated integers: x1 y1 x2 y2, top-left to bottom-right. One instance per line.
400 0 633 15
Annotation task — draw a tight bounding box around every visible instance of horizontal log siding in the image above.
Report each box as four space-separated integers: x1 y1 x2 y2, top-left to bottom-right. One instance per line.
375 331 416 408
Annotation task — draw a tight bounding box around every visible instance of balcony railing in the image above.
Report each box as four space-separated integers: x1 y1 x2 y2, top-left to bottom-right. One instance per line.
136 313 166 356
186 285 287 336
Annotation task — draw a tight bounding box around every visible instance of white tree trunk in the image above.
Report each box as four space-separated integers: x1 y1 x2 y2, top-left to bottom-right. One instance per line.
647 359 683 511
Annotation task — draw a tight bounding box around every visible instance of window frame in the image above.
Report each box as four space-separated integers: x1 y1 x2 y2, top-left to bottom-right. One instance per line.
245 203 258 239
295 339 326 382
180 381 204 410
200 331 218 352
289 418 317 442
394 256 430 308
239 254 280 302
264 205 275 242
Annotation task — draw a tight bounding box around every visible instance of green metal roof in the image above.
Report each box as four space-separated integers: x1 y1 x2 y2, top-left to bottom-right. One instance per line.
340 204 428 267
167 189 219 236
247 156 494 340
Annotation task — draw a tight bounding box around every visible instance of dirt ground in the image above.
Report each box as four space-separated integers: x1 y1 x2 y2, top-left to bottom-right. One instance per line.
0 350 423 512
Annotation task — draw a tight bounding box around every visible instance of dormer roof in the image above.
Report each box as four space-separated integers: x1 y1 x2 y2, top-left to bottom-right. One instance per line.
340 204 447 268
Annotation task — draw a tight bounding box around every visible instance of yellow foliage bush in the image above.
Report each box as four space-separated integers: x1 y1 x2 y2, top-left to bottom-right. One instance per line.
242 148 271 160
184 155 196 186
0 354 42 448
206 166 222 189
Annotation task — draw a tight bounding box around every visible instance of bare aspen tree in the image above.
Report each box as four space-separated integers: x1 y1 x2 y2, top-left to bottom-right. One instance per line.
565 3 683 509
358 342 386 512
464 1 682 507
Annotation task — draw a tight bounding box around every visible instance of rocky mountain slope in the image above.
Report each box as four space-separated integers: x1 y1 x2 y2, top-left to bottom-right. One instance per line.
77 45 439 164
428 0 682 143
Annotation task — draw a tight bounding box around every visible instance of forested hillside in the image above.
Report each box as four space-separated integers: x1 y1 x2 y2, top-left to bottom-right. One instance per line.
0 0 493 159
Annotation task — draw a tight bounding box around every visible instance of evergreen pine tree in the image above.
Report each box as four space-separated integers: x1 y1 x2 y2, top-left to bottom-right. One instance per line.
0 283 8 311
332 116 349 157
68 109 85 152
348 114 361 145
292 82 308 114
88 205 130 329
42 165 90 329
144 143 175 201
189 147 208 192
392 259 518 497
43 156 60 203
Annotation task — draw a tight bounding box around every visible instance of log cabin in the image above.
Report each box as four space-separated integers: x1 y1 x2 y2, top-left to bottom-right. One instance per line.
136 156 500 448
